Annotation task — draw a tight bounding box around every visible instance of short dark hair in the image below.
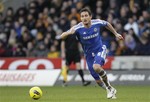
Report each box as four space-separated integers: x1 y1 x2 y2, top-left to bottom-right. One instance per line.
79 8 92 16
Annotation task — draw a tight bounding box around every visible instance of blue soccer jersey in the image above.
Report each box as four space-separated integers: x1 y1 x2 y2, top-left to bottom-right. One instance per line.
73 19 108 80
74 19 108 56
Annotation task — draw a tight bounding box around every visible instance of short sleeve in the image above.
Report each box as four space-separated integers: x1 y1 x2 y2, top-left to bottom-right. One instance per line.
94 19 108 26
100 20 108 26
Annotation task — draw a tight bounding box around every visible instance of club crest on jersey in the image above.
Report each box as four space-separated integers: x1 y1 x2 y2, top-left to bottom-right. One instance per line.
94 28 97 32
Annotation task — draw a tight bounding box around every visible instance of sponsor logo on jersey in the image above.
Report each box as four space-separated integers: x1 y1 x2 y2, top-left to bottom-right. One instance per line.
83 33 99 40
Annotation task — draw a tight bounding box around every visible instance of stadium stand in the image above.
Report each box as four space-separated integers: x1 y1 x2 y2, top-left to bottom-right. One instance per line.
0 0 150 57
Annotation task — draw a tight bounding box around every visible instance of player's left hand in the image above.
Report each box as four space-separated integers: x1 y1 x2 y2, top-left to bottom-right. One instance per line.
115 33 123 40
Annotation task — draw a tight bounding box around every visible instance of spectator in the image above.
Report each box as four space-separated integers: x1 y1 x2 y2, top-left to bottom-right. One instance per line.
124 29 136 54
34 42 49 57
108 40 117 56
101 31 112 49
119 4 129 25
26 13 36 30
26 42 35 57
0 0 149 57
0 40 6 57
4 7 14 23
13 43 26 57
134 28 150 55
124 17 139 36
68 7 80 22
47 45 59 58
138 19 148 37
0 13 4 32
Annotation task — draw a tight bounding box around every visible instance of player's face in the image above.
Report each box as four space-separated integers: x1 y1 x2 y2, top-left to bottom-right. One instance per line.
80 11 92 25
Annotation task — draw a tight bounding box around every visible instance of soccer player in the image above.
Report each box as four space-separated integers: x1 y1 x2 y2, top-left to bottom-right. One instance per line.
61 19 91 87
60 8 123 99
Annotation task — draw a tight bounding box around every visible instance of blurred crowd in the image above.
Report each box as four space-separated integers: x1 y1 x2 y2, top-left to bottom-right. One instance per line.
0 0 150 57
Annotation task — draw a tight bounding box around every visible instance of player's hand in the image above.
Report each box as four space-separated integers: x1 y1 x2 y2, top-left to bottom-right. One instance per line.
115 33 123 40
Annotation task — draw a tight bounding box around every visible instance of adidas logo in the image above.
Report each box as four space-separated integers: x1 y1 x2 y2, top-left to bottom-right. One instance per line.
83 32 86 34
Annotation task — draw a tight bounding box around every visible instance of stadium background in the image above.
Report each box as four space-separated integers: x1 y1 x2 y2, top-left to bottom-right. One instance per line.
0 0 150 102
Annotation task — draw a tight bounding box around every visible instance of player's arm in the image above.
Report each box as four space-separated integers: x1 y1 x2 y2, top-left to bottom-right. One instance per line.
105 22 123 40
60 27 75 39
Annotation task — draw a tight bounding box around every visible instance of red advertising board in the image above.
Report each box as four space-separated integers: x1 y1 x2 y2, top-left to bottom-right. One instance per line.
0 57 114 70
0 58 61 70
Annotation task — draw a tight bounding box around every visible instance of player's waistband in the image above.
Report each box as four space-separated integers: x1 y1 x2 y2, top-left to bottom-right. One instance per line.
85 45 107 57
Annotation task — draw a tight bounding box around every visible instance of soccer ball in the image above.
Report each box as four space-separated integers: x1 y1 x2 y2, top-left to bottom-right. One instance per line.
29 86 43 100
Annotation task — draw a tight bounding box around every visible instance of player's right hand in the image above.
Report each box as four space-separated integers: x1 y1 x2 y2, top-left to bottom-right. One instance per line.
115 33 123 40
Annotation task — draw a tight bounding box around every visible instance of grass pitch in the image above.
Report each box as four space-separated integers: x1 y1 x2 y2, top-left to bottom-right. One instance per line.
0 85 149 102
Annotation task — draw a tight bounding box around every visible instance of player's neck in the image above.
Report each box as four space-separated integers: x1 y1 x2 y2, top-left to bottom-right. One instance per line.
84 21 91 28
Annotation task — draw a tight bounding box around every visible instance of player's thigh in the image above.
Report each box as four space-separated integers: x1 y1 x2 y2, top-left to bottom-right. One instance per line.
86 56 100 80
74 51 81 63
65 52 74 66
70 51 81 69
94 46 107 66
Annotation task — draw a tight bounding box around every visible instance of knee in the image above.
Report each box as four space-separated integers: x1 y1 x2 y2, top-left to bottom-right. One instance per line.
93 64 103 73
